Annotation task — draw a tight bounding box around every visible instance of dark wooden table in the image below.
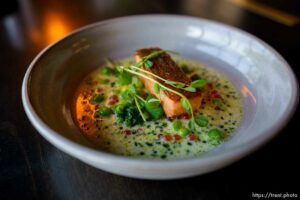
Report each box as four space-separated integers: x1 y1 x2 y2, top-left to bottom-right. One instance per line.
1 0 299 199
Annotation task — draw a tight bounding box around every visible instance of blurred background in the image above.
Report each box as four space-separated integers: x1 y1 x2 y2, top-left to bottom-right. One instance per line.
1 0 299 50
0 0 299 199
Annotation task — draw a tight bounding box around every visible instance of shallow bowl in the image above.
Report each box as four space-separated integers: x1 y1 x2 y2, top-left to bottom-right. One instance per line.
22 15 298 179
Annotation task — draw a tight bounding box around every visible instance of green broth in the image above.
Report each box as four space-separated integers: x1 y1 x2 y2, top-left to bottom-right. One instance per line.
74 58 243 159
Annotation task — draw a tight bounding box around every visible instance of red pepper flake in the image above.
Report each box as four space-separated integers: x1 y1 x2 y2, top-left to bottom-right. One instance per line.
108 95 118 105
215 106 221 111
174 134 182 141
211 90 222 99
205 83 213 90
163 134 173 142
213 94 222 99
123 129 132 136
97 88 102 92
188 133 199 141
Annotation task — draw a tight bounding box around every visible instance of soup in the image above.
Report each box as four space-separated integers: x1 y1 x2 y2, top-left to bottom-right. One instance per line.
74 49 242 159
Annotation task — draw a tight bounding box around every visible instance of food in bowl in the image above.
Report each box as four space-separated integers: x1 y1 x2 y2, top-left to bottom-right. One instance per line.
22 15 298 179
74 47 243 159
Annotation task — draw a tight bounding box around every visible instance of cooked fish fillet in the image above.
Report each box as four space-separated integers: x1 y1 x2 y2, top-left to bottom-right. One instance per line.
135 47 203 118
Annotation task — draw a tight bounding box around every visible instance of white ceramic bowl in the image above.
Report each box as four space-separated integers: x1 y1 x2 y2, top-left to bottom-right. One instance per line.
22 15 298 179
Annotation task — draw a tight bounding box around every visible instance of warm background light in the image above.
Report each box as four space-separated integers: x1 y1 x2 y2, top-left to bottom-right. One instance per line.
44 12 71 45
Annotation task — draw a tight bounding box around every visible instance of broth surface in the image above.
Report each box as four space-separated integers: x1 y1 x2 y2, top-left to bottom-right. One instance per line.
74 58 243 159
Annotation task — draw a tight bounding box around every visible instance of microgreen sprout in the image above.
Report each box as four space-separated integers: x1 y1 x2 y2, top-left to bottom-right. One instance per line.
118 65 196 126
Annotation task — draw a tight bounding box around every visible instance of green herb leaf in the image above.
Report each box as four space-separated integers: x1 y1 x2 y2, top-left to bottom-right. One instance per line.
91 94 104 104
208 129 222 141
180 97 191 114
120 90 129 99
213 99 224 108
132 77 143 88
153 83 160 94
117 71 132 85
114 101 143 127
143 60 153 68
94 107 112 117
101 67 110 75
113 103 125 113
135 63 143 68
101 67 114 75
134 96 147 122
143 111 150 120
138 50 177 69
119 62 197 121
172 120 182 131
194 114 208 127
145 50 166 60
145 97 164 120
183 86 196 92
190 79 207 88
129 84 137 95
179 128 190 137
188 120 196 132
146 94 156 101
165 80 185 88
147 98 160 103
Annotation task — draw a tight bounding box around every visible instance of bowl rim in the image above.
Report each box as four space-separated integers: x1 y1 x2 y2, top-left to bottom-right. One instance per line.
22 14 299 171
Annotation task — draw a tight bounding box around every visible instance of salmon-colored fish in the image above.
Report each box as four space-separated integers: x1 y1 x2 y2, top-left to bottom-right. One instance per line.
135 47 203 118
